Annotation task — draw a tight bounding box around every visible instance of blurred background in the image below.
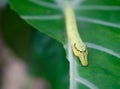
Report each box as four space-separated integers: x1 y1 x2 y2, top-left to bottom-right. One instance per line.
0 0 69 89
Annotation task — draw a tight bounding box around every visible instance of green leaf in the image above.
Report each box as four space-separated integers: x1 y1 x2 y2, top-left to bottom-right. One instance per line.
2 6 32 61
9 0 120 89
1 6 69 89
30 30 69 89
9 0 65 43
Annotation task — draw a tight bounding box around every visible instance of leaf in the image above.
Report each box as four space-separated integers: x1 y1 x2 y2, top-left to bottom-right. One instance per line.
1 6 69 89
30 30 69 89
9 0 65 43
9 0 120 89
2 6 32 61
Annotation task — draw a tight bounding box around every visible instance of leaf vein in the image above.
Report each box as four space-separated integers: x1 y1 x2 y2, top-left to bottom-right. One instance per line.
77 16 120 28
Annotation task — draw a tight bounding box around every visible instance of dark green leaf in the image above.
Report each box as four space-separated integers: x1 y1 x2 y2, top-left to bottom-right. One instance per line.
1 6 69 89
8 0 120 89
